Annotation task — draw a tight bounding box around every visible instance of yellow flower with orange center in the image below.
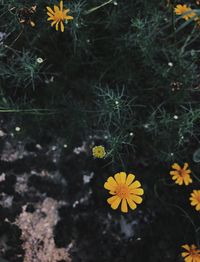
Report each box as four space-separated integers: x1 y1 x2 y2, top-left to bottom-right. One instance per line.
190 190 200 211
170 163 192 186
46 1 73 32
181 244 200 262
174 4 197 21
104 172 144 213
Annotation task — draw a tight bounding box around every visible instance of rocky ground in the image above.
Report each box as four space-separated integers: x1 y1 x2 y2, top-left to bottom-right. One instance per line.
0 116 197 262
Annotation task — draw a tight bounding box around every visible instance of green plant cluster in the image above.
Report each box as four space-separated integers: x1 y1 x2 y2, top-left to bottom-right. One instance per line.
1 0 200 164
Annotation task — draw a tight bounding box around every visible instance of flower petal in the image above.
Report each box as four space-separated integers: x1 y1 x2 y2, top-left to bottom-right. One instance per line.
126 174 135 185
111 197 121 210
114 172 125 184
104 176 117 191
60 21 64 32
129 180 141 189
60 1 63 11
182 244 190 251
54 5 59 12
183 162 189 170
107 195 118 204
51 20 57 26
130 188 144 196
66 15 73 20
172 163 181 170
56 22 59 31
46 6 54 14
130 195 143 204
127 198 137 210
121 199 128 213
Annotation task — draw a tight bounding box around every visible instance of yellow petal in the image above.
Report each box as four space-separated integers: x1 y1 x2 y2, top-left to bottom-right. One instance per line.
111 197 121 210
56 22 59 31
127 198 137 210
185 256 193 262
66 15 74 20
60 1 63 11
131 195 143 204
172 163 181 170
51 20 57 26
114 172 122 184
47 12 54 17
129 180 141 189
183 163 189 170
54 5 59 12
60 21 64 32
170 171 179 176
121 199 128 213
47 17 54 21
104 176 117 191
46 6 54 14
130 188 144 196
107 195 118 204
182 244 190 251
181 252 189 257
196 203 200 211
126 174 135 185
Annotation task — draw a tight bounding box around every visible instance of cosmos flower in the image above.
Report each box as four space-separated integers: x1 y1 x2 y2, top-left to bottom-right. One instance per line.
46 1 73 32
170 163 192 186
174 4 197 21
190 190 200 211
104 172 144 213
92 145 106 158
181 244 200 262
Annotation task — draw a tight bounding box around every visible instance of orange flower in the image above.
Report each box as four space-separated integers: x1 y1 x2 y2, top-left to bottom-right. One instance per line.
170 163 192 186
181 244 200 262
190 190 200 211
174 4 197 21
104 172 144 213
46 1 73 32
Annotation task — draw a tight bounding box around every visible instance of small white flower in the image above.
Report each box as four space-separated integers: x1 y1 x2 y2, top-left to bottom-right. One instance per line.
170 153 174 156
115 100 119 105
129 132 134 136
173 115 178 120
63 144 68 148
113 1 118 5
15 127 21 132
168 62 173 67
36 57 44 64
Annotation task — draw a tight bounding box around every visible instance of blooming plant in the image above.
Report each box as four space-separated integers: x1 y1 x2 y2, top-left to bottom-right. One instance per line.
46 1 73 32
190 190 200 212
170 163 192 186
92 145 106 158
104 172 144 213
181 244 200 262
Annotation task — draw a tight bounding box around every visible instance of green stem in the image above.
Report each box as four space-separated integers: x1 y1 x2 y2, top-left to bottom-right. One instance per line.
84 0 113 15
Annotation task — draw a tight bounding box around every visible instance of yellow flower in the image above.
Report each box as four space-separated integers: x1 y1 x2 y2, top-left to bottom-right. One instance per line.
190 190 200 211
46 1 73 32
104 172 144 213
170 163 192 186
92 145 106 158
174 4 197 21
181 244 200 262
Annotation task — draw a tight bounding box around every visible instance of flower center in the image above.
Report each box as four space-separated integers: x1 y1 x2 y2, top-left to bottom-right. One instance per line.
178 169 186 177
55 11 65 21
116 184 130 199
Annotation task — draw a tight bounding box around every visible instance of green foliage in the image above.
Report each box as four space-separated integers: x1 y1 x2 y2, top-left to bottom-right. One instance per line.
1 0 200 163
